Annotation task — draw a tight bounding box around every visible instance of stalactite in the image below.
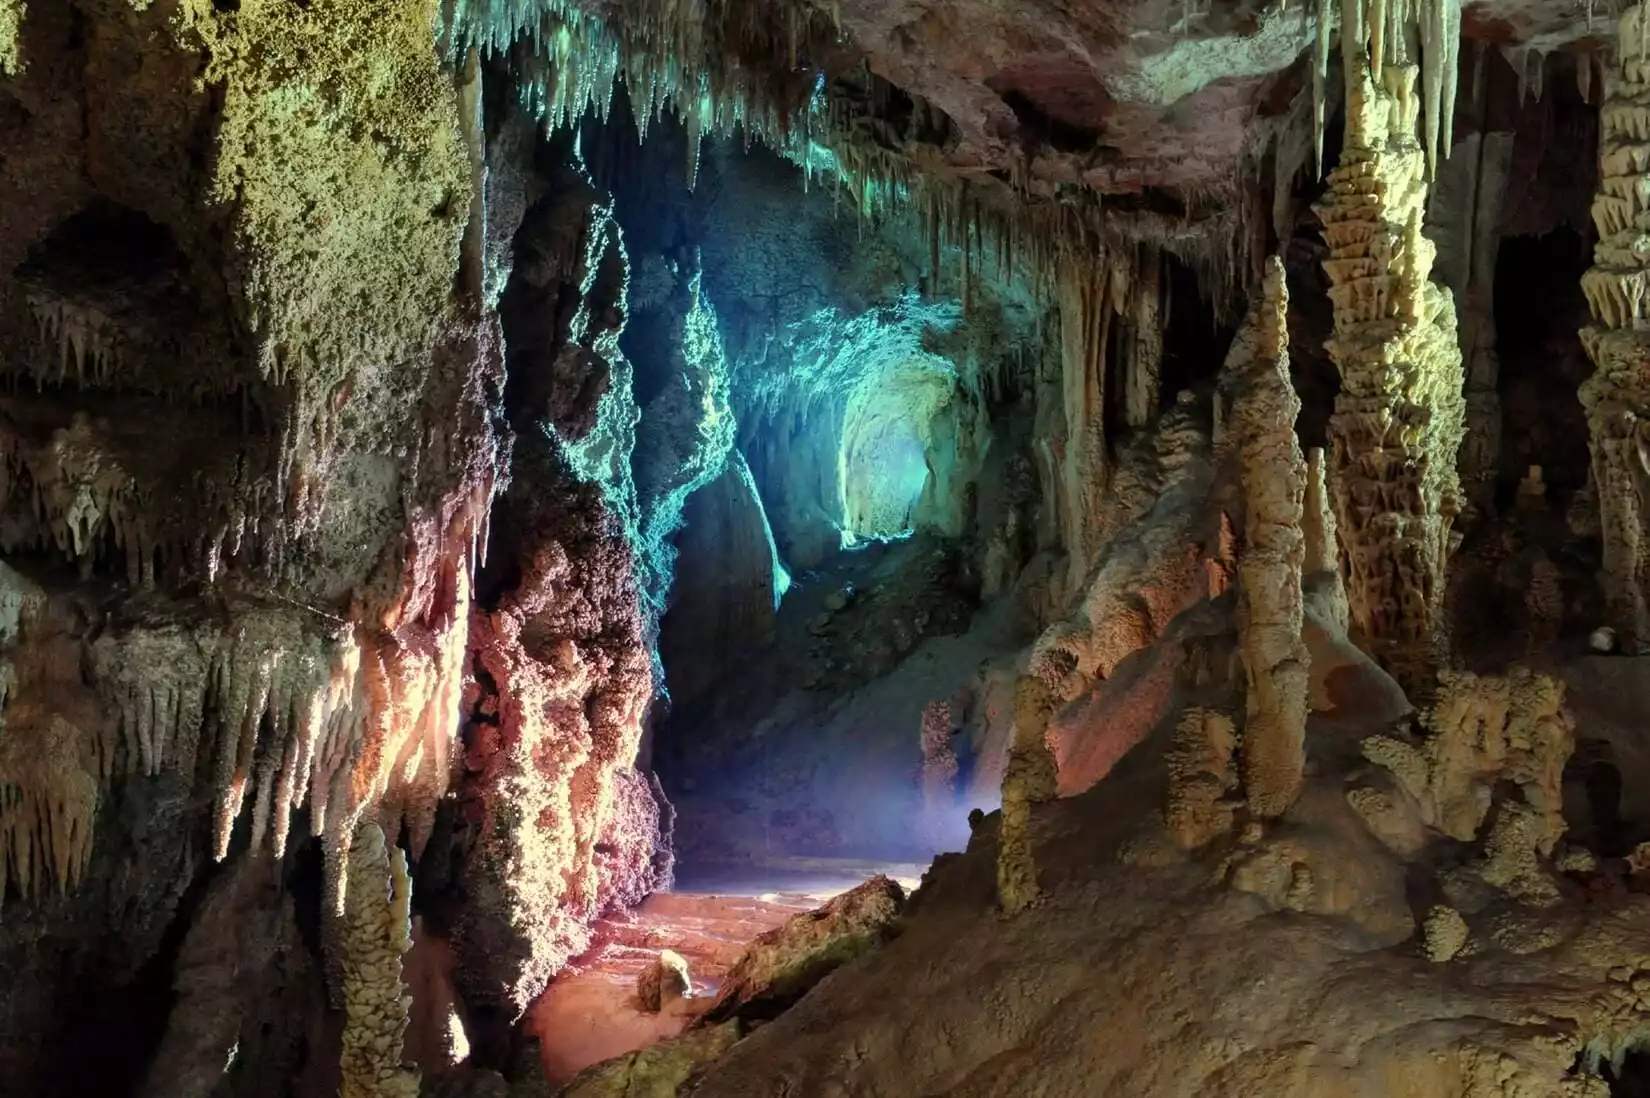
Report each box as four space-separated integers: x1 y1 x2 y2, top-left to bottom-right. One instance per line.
1314 16 1466 694
1312 0 1461 180
1578 1 1650 652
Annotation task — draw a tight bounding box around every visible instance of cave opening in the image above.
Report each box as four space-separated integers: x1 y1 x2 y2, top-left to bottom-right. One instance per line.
1161 253 1237 405
1603 1050 1650 1096
1492 225 1593 510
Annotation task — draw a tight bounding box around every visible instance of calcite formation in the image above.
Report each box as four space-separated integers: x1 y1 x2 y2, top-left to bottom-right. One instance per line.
1165 706 1239 849
1359 667 1574 890
1578 1 1650 653
698 876 905 1025
0 0 18 76
918 700 958 850
998 675 1059 915
637 950 693 1013
1222 256 1310 818
1420 904 1469 962
339 821 419 1098
1315 11 1467 692
1303 446 1351 631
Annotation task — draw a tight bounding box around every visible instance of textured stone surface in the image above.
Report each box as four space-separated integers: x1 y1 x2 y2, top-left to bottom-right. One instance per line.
698 876 906 1025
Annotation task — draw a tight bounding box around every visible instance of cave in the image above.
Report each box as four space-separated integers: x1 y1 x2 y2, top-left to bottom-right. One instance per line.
6 2 1650 1097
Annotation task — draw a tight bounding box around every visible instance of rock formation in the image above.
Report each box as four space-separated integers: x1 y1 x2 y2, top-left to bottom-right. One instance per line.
636 950 693 1014
1357 665 1574 899
1579 1 1650 653
1222 256 1311 818
1303 446 1351 631
1 0 1647 1092
698 876 905 1025
1315 0 1468 692
1164 706 1239 848
339 822 419 1098
997 675 1058 914
918 700 959 850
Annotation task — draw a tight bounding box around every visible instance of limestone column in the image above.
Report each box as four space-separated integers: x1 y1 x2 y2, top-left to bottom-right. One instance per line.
1579 4 1650 652
997 675 1057 915
1125 246 1164 429
1426 42 1515 520
1054 255 1109 597
1225 257 1311 817
1314 16 1467 693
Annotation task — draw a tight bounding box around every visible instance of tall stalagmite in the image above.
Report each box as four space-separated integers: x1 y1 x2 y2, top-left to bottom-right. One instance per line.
997 675 1058 915
1224 257 1310 817
338 821 419 1098
1579 2 1650 653
1315 2 1467 692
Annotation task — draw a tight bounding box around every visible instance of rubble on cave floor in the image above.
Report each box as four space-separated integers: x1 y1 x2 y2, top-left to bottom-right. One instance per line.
525 863 920 1087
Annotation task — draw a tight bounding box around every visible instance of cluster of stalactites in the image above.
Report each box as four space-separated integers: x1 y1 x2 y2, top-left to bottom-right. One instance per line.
1050 243 1170 595
0 721 99 904
0 412 286 589
450 0 836 187
1577 2 1650 651
0 564 472 913
338 821 420 1098
1312 0 1462 177
1313 30 1466 693
26 296 122 387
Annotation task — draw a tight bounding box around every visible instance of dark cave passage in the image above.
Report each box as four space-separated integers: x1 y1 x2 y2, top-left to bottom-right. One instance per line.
1161 253 1236 406
1493 226 1594 510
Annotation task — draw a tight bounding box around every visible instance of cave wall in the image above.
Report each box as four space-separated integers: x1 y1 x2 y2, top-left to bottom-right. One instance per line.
0 4 672 1091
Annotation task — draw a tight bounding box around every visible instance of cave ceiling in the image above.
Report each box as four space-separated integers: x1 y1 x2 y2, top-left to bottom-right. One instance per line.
572 0 1607 244
823 0 1602 188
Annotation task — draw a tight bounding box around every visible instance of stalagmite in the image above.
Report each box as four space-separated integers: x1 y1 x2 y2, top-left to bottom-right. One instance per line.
1314 7 1467 693
1165 707 1238 848
918 700 958 851
1223 257 1311 817
338 821 420 1098
1303 447 1350 631
997 675 1057 915
1578 1 1650 652
1360 666 1572 855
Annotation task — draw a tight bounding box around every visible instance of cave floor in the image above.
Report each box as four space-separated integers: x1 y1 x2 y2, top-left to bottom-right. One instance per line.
526 859 926 1084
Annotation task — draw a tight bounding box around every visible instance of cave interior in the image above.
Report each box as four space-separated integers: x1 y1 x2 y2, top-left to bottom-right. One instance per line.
4 0 1650 1095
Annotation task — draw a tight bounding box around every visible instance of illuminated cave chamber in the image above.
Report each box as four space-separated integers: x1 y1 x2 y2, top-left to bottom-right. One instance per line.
9 0 1650 1095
